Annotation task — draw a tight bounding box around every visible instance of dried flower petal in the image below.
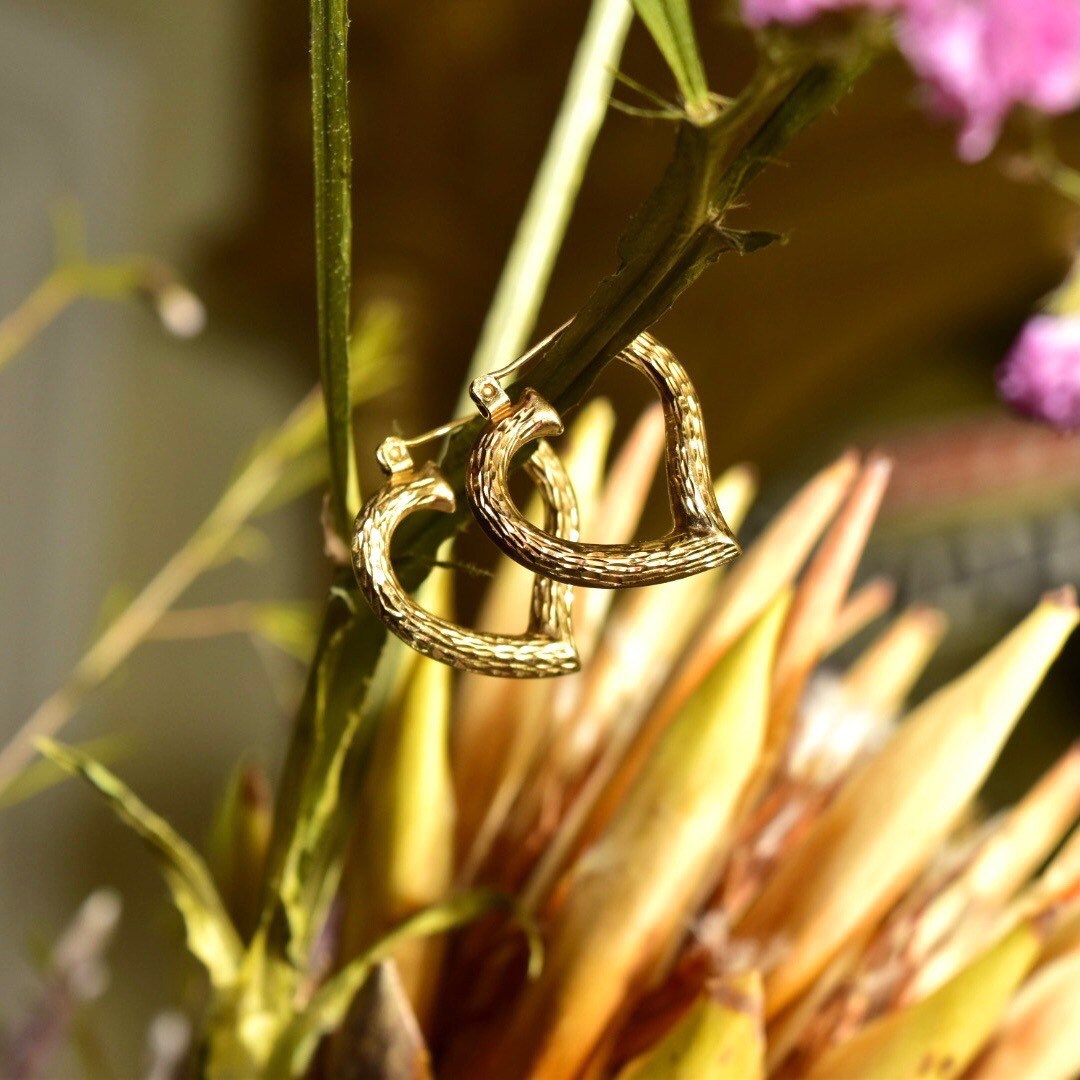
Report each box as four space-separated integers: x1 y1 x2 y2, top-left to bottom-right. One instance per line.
840 604 948 719
803 920 1042 1080
615 974 765 1080
737 590 1078 1016
483 594 788 1079
517 464 758 911
768 454 893 764
453 401 617 857
341 565 456 1023
825 576 897 655
968 944 1080 1080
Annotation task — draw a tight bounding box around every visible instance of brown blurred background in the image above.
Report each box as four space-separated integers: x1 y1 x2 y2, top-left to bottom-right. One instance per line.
2 0 1079 1070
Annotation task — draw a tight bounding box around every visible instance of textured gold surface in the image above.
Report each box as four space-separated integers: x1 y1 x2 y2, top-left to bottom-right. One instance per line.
466 332 740 588
352 439 580 677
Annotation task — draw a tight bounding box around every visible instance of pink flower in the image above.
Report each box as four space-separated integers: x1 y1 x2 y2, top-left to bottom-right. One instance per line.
897 0 1080 161
740 0 898 29
997 312 1080 430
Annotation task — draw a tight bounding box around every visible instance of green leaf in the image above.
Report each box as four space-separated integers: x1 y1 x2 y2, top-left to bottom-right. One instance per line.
254 451 330 515
207 760 273 941
37 739 243 988
0 735 129 808
265 601 391 963
251 602 319 663
459 0 634 410
631 0 712 117
270 890 542 1076
311 0 359 532
715 227 785 254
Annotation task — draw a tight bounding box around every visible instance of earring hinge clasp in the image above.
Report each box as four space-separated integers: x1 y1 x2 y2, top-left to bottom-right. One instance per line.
376 319 572 475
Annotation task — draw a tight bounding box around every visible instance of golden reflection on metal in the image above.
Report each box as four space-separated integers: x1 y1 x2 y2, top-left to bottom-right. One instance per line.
466 332 740 589
394 322 571 452
352 432 580 678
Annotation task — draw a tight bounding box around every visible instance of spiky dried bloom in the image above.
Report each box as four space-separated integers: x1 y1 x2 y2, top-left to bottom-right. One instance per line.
41 409 1080 1078
334 408 1080 1080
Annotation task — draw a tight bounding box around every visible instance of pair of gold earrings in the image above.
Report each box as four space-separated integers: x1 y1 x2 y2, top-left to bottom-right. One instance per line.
351 328 739 678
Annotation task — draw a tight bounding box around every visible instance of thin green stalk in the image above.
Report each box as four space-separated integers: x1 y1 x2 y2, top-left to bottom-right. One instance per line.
0 270 78 371
0 389 327 795
457 0 634 411
0 257 199 374
311 0 360 535
0 292 399 798
631 0 713 118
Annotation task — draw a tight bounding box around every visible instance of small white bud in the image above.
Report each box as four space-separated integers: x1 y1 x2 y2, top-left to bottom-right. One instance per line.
155 284 206 338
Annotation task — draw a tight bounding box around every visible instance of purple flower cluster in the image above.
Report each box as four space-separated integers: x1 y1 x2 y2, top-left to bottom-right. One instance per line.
997 313 1080 431
744 0 1080 162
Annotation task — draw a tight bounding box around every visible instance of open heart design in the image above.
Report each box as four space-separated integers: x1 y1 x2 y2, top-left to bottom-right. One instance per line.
352 436 580 677
466 332 740 589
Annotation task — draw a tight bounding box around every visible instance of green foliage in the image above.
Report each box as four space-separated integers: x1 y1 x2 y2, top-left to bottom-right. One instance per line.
269 890 543 1076
251 602 320 663
310 0 359 534
0 735 129 808
631 0 713 117
207 760 272 940
37 739 243 989
462 0 633 406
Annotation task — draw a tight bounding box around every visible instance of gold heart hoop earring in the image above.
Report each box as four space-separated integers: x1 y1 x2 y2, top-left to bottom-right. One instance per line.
466 330 740 588
351 424 580 678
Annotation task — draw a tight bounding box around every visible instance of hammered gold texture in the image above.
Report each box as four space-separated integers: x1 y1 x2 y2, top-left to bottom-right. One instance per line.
466 332 741 589
351 443 580 677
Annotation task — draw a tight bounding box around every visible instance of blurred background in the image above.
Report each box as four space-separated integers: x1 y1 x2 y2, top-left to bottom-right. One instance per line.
2 0 1078 1070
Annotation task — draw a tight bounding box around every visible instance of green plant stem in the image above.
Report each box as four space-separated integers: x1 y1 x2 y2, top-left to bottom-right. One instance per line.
457 0 634 412
148 602 266 640
0 259 173 374
0 270 77 371
0 389 327 796
311 0 359 535
632 0 713 117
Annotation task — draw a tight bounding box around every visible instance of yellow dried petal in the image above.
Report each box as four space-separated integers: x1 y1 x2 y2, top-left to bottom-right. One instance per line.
515 463 758 910
661 449 859 726
825 575 896 655
568 455 840 857
804 921 1041 1080
768 454 893 761
841 604 948 718
616 974 764 1080
1035 813 1080 898
738 590 1078 1016
487 594 788 1079
970 745 1080 904
340 565 455 1023
554 461 758 784
574 402 664 649
1018 817 1080 962
903 746 1080 1002
453 401 616 855
968 944 1080 1080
